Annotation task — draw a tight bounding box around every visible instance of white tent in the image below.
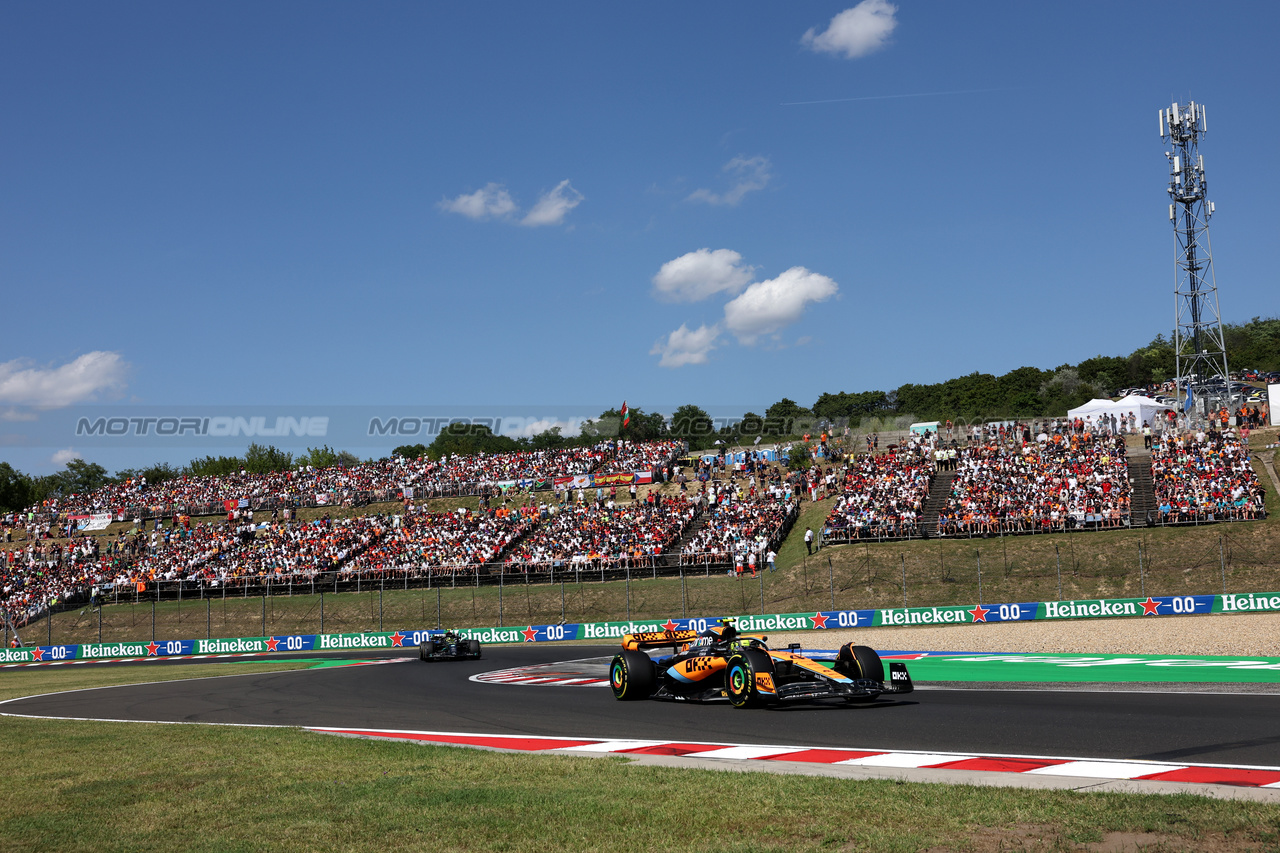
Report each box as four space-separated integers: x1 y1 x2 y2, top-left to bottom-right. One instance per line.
1067 395 1173 429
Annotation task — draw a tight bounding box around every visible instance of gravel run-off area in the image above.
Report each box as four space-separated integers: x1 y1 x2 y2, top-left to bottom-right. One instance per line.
768 611 1280 657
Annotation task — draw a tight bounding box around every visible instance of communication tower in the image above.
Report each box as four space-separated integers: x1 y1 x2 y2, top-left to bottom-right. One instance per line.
1159 100 1230 416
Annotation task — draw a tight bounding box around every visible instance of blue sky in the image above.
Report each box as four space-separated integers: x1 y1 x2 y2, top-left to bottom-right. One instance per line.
2 2 1277 472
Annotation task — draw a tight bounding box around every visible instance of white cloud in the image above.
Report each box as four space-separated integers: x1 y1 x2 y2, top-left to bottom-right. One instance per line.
438 183 518 220
652 248 754 303
650 324 721 368
687 156 772 206
722 267 838 345
802 0 898 59
51 448 82 466
499 417 587 439
521 180 584 227
0 351 129 408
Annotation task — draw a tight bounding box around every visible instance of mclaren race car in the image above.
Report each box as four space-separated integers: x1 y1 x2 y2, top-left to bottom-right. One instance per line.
418 630 481 662
609 620 912 707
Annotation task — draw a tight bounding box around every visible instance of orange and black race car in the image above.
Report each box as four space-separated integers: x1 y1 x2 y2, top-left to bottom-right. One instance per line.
609 620 913 708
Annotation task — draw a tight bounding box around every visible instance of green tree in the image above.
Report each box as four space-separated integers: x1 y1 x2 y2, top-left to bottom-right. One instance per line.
55 458 111 496
426 423 520 460
764 398 814 437
391 444 429 459
668 404 714 451
113 462 181 485
581 407 667 442
1224 317 1280 372
185 454 245 478
297 446 361 469
525 427 567 450
786 442 812 471
242 443 294 474
812 391 891 426
0 462 33 512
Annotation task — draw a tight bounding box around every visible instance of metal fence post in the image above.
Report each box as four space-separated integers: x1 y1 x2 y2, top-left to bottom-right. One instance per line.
759 564 765 614
1055 544 1062 601
320 592 324 633
901 553 907 607
827 555 834 611
151 600 156 641
261 595 266 637
1220 535 1226 595
976 550 982 605
1138 542 1145 598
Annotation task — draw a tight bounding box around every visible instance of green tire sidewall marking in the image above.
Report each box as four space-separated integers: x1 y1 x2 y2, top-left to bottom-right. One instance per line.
729 662 747 695
611 659 626 694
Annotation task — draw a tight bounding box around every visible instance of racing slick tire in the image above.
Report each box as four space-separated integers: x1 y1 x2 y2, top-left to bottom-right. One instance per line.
610 649 656 700
836 644 884 682
725 648 774 708
419 639 435 661
466 639 481 658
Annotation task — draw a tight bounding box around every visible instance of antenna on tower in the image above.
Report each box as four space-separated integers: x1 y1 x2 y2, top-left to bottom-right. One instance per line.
1159 99 1231 420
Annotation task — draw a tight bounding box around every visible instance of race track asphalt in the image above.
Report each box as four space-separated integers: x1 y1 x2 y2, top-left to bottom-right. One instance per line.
6 644 1280 767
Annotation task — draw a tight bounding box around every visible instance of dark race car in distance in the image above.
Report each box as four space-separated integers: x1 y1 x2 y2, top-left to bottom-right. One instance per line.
609 620 912 708
419 630 481 661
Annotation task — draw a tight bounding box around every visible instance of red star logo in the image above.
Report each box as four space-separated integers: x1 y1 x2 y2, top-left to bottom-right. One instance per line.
265 636 280 652
968 605 990 623
146 641 160 656
521 626 539 642
661 619 680 632
30 646 43 661
810 612 829 629
1140 597 1162 616
389 631 405 647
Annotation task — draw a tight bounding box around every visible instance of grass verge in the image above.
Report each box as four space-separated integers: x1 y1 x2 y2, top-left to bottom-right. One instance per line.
0 670 1277 852
0 661 315 703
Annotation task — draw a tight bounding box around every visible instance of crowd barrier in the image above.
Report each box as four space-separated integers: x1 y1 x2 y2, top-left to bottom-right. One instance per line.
6 589 1280 665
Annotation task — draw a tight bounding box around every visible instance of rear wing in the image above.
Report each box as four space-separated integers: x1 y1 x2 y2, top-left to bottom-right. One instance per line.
621 630 700 651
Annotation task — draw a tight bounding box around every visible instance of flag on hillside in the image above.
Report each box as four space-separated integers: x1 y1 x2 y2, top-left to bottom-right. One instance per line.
1183 385 1194 415
620 401 630 429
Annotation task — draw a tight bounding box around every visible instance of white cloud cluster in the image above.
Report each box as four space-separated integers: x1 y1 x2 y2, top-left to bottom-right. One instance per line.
650 324 721 368
723 267 838 345
650 252 838 368
802 0 898 59
651 248 754 303
51 448 82 466
438 180 583 227
498 417 587 439
687 156 772 206
437 183 517 220
520 180 584 227
0 351 129 407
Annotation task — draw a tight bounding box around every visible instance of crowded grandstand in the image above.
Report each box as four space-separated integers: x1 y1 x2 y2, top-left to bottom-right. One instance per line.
1 422 1272 629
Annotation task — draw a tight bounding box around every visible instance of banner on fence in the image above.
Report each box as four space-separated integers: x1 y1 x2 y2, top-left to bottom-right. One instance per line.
70 513 113 531
8 591 1280 667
